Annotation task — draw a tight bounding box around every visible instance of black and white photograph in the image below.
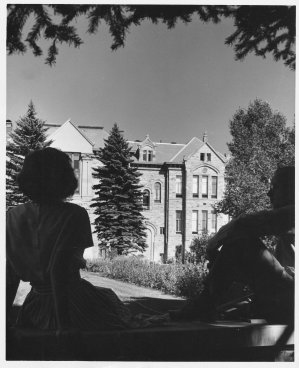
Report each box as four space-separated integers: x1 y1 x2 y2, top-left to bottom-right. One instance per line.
4 1 296 363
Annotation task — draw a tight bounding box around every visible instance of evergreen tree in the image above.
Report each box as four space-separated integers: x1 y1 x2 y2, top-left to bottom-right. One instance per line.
6 101 51 209
7 5 295 69
91 123 147 256
215 99 295 218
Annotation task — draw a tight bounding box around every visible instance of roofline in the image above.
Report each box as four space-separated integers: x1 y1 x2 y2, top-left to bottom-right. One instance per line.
67 120 95 146
47 119 95 146
170 137 201 162
128 140 184 146
78 125 104 129
205 142 228 163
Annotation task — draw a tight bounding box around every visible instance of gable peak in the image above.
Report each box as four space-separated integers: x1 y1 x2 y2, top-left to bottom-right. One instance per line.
139 134 156 149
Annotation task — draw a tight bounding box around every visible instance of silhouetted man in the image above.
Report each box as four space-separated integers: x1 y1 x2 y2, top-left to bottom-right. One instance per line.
170 166 295 324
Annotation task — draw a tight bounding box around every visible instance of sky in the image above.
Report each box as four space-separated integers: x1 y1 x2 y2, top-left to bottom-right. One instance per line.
6 6 295 154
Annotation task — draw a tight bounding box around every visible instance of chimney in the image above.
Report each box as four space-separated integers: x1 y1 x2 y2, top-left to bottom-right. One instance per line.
203 131 208 143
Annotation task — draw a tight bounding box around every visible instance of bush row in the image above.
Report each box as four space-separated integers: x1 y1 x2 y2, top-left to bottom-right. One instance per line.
85 256 208 299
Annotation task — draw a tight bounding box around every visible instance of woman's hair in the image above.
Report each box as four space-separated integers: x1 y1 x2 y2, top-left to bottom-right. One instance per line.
17 147 78 203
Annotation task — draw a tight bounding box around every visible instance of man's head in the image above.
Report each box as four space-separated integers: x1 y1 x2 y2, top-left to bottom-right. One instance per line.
267 166 295 209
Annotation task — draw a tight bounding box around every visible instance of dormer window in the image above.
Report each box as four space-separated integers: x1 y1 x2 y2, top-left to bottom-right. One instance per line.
143 149 153 162
138 135 156 162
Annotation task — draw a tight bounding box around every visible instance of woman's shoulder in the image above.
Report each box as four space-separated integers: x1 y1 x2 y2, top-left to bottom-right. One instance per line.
62 201 89 216
7 202 35 216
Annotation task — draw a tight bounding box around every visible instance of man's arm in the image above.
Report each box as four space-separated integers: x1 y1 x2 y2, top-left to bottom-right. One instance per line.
207 205 294 259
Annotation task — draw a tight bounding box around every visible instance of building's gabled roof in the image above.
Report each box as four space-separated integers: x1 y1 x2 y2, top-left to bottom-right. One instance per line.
45 120 109 150
78 125 109 150
44 124 61 136
130 134 228 165
129 140 184 164
170 137 204 163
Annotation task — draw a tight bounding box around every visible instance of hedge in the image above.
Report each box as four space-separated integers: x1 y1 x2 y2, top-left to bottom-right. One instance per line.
85 256 208 299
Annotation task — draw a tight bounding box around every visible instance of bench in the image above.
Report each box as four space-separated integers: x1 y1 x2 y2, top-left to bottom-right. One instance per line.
7 320 294 361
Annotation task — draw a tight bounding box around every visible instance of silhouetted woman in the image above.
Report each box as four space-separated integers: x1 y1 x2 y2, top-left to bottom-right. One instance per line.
7 147 158 332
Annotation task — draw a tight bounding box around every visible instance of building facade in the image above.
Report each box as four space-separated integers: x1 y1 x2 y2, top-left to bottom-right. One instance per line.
6 119 229 262
129 133 229 262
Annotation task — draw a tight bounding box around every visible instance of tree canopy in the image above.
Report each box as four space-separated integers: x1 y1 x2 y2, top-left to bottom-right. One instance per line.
7 5 295 69
214 99 295 218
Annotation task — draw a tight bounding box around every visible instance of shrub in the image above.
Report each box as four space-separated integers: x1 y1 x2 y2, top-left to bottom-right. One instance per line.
85 256 208 298
189 230 213 264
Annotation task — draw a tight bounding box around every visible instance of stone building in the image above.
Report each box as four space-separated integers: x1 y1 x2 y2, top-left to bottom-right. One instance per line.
6 119 228 262
129 133 229 262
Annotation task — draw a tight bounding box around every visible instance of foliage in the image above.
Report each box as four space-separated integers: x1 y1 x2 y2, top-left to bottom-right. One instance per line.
7 5 295 69
189 230 213 264
91 123 147 256
6 101 51 209
85 255 208 298
215 99 295 218
225 6 295 70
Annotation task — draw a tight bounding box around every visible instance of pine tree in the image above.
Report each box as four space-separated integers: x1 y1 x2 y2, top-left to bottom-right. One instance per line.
6 101 52 209
91 123 147 256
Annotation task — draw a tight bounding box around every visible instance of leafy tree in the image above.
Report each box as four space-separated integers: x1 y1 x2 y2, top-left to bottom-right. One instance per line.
6 101 52 209
91 123 147 256
7 5 295 69
215 99 295 218
189 230 213 264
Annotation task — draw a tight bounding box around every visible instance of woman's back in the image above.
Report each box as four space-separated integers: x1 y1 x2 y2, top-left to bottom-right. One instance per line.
6 201 93 285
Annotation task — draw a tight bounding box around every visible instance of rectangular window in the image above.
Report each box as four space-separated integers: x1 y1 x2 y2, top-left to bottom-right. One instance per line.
202 175 208 198
160 227 165 235
200 153 205 161
193 175 199 197
212 176 218 198
154 182 161 202
143 150 147 161
67 152 80 194
176 211 182 233
202 210 208 231
211 211 217 233
143 190 150 210
207 153 211 161
192 210 198 233
148 150 153 162
176 175 182 197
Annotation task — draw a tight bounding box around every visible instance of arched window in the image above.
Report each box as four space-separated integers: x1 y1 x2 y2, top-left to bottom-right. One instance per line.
154 182 161 203
143 189 150 210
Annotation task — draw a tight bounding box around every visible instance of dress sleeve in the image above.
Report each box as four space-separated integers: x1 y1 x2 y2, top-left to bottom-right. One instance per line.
73 207 94 249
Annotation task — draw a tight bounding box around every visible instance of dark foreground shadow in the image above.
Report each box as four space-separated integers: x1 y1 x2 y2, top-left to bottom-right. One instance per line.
7 299 294 362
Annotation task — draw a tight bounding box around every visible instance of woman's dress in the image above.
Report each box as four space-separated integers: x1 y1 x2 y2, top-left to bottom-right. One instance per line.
6 201 155 330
